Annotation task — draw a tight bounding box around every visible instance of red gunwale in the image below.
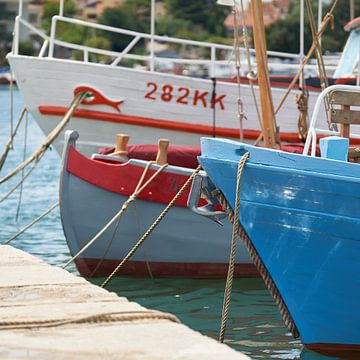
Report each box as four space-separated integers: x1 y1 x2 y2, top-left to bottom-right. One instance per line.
75 258 259 278
67 145 199 207
39 106 304 143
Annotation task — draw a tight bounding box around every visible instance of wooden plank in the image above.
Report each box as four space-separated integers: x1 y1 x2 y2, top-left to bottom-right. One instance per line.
0 246 249 360
332 109 360 125
330 91 360 106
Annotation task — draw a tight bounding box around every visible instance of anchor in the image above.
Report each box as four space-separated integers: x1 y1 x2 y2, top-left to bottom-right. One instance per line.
187 173 227 226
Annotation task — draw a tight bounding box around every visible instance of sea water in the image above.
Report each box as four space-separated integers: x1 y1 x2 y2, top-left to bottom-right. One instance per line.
0 88 340 360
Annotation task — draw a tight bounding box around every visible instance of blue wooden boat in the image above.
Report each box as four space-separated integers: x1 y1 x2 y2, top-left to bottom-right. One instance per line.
190 85 360 354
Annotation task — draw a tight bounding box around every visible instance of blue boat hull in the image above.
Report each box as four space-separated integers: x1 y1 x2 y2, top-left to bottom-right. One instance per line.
199 138 360 352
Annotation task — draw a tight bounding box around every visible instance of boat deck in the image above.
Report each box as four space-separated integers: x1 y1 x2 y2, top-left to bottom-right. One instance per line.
0 245 249 359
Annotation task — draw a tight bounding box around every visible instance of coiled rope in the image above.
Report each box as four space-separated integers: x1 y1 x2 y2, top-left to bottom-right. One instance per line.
101 164 202 288
0 310 179 331
219 151 249 343
63 161 168 270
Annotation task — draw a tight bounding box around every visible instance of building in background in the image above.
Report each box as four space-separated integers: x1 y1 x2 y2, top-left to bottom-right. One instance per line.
224 0 290 33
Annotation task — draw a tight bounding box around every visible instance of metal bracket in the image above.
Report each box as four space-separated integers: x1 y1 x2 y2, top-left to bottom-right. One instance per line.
187 173 227 226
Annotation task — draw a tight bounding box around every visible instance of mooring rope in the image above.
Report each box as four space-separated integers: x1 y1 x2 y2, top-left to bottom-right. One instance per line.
63 161 168 270
0 91 87 186
16 111 29 221
0 310 179 330
4 201 59 245
219 152 249 343
214 190 299 339
0 107 27 172
0 161 37 204
101 164 202 288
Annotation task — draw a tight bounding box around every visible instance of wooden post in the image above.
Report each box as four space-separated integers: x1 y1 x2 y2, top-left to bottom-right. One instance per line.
156 139 169 165
115 134 129 157
251 0 277 148
340 105 350 138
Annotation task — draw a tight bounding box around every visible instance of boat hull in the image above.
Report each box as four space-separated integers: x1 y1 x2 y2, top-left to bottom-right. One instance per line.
8 55 327 155
60 132 256 278
198 137 360 351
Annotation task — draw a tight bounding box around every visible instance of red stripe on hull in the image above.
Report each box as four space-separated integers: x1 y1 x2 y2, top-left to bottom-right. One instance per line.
66 145 194 206
38 106 304 143
75 258 259 278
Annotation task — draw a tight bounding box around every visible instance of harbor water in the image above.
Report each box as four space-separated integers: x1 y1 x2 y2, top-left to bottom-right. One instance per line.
0 88 341 360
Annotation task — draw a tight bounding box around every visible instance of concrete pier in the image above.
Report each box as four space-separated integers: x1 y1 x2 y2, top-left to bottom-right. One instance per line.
0 245 250 359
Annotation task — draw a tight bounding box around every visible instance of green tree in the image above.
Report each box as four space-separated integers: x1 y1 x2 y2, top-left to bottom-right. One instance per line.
100 0 150 52
164 0 228 37
265 0 360 54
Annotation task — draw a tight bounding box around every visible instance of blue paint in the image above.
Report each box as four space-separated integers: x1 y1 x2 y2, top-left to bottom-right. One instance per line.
198 137 360 349
319 136 349 161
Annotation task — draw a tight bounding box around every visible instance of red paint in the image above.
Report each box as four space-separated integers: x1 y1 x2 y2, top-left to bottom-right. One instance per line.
145 82 157 100
306 342 360 355
176 87 190 104
38 106 305 143
74 85 124 112
67 145 195 207
74 257 259 278
193 90 208 108
344 17 360 31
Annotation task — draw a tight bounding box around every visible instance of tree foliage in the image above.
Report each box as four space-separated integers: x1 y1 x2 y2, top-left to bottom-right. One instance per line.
164 0 228 37
265 0 359 54
100 0 151 52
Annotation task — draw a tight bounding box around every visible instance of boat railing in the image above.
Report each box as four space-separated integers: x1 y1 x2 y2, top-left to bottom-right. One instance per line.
303 84 360 157
12 13 329 78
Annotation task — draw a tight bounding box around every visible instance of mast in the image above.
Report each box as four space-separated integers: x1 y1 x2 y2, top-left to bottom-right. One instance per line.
250 0 277 148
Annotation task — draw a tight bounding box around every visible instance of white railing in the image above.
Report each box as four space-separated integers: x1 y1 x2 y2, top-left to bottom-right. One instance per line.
303 84 360 157
12 12 337 78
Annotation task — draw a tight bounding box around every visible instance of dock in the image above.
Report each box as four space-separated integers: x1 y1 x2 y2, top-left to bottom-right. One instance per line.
0 245 249 359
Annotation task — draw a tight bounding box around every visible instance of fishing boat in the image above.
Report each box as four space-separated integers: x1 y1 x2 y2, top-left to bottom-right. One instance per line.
190 84 360 353
60 130 257 278
6 1 359 155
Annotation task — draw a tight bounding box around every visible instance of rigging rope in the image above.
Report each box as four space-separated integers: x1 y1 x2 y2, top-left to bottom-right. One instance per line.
0 91 87 186
219 152 249 343
304 0 331 128
63 161 168 270
232 5 245 141
274 0 339 116
238 0 262 139
101 164 202 289
296 90 309 141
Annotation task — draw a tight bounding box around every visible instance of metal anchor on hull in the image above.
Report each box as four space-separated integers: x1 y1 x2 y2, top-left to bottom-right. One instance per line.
187 173 227 226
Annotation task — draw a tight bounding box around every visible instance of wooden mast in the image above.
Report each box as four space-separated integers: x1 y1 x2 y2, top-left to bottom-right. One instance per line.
250 0 278 148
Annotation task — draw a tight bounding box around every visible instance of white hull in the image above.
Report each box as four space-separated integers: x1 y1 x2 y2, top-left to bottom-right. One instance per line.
9 55 327 155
